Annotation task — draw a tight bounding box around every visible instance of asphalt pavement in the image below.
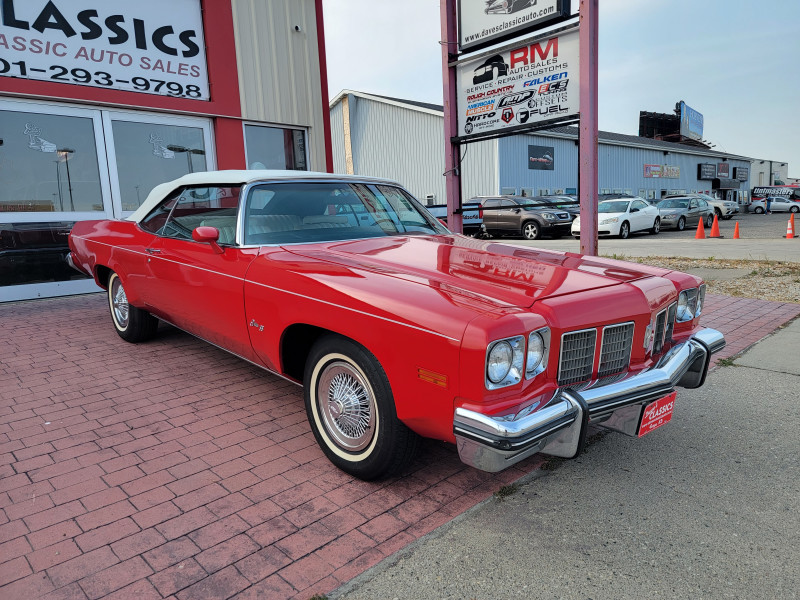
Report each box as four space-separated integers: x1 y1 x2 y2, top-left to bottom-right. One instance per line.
332 321 800 600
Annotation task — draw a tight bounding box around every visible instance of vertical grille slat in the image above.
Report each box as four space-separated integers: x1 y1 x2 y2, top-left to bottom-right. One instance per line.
665 302 677 344
558 329 597 386
653 310 667 354
598 322 634 378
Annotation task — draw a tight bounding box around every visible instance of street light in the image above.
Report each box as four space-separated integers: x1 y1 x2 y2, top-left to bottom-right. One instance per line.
166 145 206 173
57 148 75 211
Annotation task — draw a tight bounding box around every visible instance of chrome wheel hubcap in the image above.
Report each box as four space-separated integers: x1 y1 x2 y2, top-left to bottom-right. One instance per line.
318 361 375 451
111 278 129 328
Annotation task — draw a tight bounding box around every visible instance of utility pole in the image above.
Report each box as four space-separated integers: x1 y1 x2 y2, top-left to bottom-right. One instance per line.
440 0 463 234
578 0 599 256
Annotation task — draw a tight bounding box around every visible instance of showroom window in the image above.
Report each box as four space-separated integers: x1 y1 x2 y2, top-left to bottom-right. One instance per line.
244 124 307 171
108 119 209 213
0 109 105 214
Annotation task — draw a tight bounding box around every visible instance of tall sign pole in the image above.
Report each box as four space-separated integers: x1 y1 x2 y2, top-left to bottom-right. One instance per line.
578 0 599 256
440 0 463 234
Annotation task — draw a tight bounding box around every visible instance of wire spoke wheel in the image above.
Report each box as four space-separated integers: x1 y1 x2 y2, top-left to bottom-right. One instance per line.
110 276 129 329
317 361 376 452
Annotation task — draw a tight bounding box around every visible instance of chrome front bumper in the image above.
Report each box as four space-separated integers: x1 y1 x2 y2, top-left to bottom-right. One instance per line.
453 328 725 472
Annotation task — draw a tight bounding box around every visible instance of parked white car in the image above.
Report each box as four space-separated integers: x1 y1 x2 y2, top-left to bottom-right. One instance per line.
750 196 800 214
572 197 661 239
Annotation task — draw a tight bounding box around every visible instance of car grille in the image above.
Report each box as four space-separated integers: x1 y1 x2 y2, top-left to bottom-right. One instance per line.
556 212 570 220
558 329 597 386
598 322 635 378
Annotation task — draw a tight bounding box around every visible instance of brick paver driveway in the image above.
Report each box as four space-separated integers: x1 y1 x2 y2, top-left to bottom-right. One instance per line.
1 292 798 599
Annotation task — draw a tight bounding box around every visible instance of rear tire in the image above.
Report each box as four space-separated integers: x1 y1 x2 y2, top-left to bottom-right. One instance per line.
107 272 158 343
304 335 419 480
705 214 714 228
791 206 799 213
754 207 764 214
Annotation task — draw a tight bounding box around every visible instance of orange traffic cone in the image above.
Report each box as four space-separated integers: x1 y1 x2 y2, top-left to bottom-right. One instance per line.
733 221 740 239
709 214 722 238
786 214 795 239
695 219 706 239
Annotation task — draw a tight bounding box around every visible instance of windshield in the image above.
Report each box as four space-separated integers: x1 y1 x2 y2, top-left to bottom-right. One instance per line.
242 182 447 245
659 199 689 209
598 200 629 213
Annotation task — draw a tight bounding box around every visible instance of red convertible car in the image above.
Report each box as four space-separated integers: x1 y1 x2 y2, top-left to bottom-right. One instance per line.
68 171 725 480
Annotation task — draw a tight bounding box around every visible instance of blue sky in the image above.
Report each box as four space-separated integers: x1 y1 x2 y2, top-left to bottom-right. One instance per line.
323 0 800 177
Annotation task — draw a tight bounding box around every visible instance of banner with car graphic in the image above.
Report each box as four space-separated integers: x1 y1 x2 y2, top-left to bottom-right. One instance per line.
455 26 579 143
458 0 569 52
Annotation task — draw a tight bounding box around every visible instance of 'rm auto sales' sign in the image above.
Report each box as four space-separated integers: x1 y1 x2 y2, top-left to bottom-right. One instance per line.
456 27 578 142
0 0 209 100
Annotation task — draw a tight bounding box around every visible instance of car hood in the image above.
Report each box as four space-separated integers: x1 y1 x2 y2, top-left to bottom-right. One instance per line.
285 235 669 309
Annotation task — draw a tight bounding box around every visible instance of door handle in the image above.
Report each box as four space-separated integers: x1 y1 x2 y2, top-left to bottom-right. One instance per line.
146 248 161 254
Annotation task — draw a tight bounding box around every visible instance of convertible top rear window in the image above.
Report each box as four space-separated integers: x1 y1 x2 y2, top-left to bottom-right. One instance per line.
242 182 446 245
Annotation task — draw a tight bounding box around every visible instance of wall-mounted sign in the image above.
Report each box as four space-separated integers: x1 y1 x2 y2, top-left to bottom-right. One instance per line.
456 27 579 142
0 0 209 100
679 101 703 141
716 162 731 178
698 163 717 180
733 166 749 182
458 0 570 52
644 164 680 179
528 145 554 170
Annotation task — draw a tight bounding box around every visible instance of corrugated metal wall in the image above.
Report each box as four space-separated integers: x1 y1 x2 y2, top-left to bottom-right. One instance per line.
330 94 497 203
329 101 346 174
499 135 752 197
231 0 327 170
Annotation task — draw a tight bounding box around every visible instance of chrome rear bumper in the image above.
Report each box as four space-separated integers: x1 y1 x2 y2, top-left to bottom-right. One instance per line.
453 328 725 472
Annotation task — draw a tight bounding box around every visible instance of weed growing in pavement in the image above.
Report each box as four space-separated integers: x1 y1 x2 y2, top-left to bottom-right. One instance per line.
308 595 328 600
717 357 736 367
494 483 520 500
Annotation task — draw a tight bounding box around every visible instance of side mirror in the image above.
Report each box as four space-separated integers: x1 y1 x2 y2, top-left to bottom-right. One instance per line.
192 226 224 254
630 207 639 213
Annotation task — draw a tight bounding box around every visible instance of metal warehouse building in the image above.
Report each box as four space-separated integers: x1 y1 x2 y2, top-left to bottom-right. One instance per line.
329 90 754 208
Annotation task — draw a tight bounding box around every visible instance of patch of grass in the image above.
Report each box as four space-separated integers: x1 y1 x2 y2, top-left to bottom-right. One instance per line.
494 483 520 500
308 595 328 600
717 357 736 367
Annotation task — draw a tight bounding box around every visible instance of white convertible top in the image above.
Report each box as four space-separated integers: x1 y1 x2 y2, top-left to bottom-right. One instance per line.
126 169 401 223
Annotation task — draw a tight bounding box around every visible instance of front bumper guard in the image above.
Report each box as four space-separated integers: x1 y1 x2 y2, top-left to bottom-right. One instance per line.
453 328 725 472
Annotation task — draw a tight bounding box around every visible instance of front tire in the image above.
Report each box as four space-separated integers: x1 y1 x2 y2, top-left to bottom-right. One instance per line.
304 335 419 480
107 272 158 343
677 216 686 231
522 220 541 240
618 221 630 239
650 217 660 235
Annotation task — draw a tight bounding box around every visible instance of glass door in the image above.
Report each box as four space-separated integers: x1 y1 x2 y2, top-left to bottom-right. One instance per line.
0 99 113 302
103 111 215 219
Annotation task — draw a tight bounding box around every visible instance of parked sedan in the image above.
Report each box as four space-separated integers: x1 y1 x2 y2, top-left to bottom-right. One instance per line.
571 197 661 239
665 193 738 220
68 170 724 480
657 196 714 231
750 196 800 213
479 196 573 240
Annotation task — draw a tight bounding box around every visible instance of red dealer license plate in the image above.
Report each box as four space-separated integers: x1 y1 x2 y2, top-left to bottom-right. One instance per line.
638 391 677 437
